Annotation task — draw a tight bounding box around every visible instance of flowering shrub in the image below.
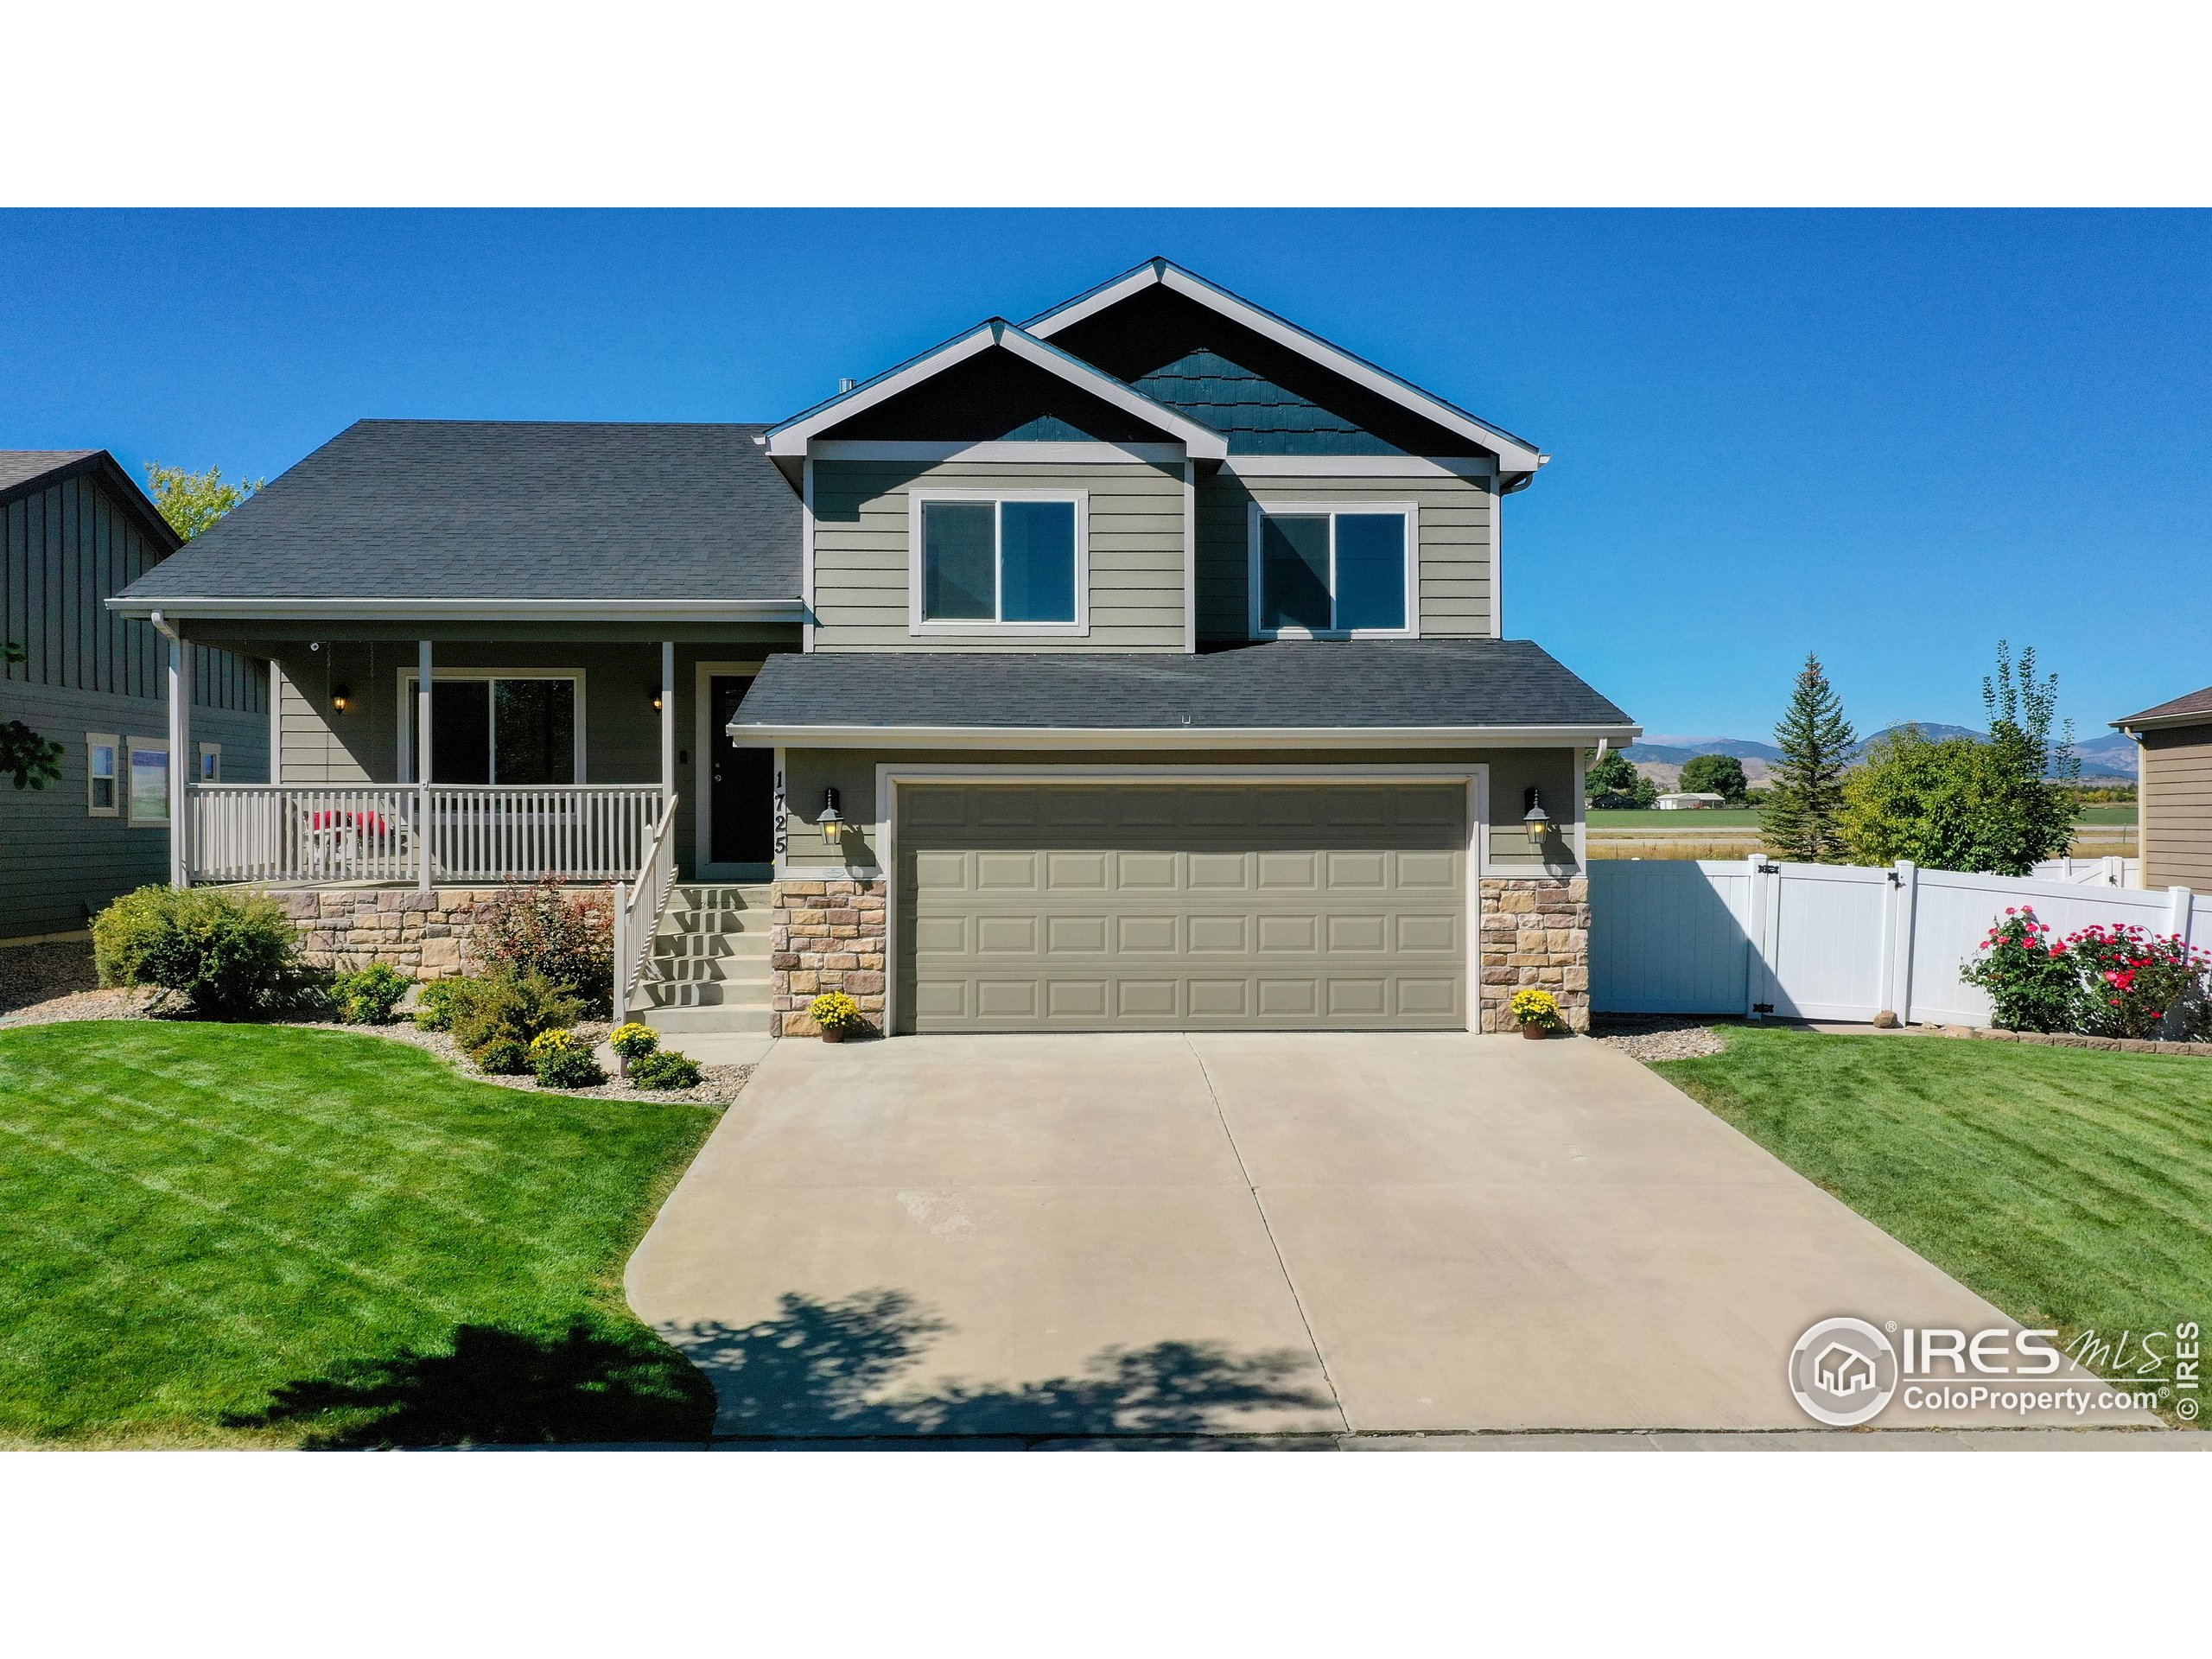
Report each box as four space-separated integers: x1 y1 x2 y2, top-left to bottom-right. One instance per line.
1961 906 2211 1039
2063 922 2209 1041
810 990 862 1032
1509 988 1562 1030
478 876 614 1017
1959 908 2079 1033
528 1027 606 1090
608 1022 660 1062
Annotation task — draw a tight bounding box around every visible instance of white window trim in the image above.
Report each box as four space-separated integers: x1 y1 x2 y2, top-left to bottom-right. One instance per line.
86 734 120 818
1247 499 1421 640
197 741 221 783
907 489 1091 637
124 735 170 828
394 667 588 784
874 763 1490 1037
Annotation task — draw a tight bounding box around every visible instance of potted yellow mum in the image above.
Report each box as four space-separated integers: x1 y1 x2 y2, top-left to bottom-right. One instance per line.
810 990 862 1042
1510 987 1563 1039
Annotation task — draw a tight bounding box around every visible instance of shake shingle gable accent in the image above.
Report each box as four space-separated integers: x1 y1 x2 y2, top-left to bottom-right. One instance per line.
112 420 802 610
728 639 1636 746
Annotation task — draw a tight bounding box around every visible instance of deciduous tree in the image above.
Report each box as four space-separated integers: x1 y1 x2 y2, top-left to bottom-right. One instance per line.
144 463 261 541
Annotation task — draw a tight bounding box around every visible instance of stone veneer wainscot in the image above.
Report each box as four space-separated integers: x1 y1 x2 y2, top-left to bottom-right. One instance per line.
277 887 520 979
1477 875 1591 1033
770 878 887 1037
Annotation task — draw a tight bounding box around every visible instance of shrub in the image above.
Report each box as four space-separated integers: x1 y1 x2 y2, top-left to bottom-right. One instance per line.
1509 987 1562 1029
529 1029 606 1090
92 885 324 1019
477 876 614 1016
629 1050 702 1090
2063 922 2210 1041
412 976 471 1033
333 963 411 1026
472 1037 531 1077
448 969 582 1062
810 990 862 1032
608 1021 660 1062
1960 907 2079 1033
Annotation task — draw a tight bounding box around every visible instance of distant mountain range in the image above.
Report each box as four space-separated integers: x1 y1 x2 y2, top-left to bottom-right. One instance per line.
1623 724 2136 783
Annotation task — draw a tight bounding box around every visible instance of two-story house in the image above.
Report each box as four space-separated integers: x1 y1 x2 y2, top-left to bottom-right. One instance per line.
114 259 1637 1036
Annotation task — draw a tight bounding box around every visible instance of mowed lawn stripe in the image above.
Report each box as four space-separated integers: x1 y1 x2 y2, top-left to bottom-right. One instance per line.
1656 1029 2212 1379
0 1022 719 1446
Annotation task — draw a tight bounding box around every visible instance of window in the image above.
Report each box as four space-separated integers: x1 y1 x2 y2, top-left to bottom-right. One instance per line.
125 738 169 827
86 735 119 817
403 674 582 784
1250 504 1417 638
197 742 221 783
911 493 1086 632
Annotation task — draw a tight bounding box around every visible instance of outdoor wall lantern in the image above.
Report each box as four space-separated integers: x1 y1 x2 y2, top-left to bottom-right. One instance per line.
330 685 350 715
1523 787 1549 829
819 786 844 830
649 685 664 711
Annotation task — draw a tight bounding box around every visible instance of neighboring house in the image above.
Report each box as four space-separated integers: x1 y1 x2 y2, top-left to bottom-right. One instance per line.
1653 792 1726 810
113 258 1638 1035
2114 685 2212 891
2 451 268 941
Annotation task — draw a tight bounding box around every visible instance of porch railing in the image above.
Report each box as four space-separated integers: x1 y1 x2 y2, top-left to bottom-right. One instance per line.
186 784 668 886
613 793 681 1020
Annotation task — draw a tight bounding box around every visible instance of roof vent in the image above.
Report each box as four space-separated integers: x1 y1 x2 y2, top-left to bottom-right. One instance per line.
837 377 856 394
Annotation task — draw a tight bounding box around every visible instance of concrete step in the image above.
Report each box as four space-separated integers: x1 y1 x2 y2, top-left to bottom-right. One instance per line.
646 1006 775 1036
645 956 773 987
665 884 774 914
652 930 769 960
639 978 773 1010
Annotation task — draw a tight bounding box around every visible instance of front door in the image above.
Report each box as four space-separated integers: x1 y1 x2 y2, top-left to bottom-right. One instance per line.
709 675 774 873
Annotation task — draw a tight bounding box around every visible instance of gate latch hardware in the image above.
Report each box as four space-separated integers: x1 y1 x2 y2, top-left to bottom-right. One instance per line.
1756 862 1781 874
1752 1002 1775 1014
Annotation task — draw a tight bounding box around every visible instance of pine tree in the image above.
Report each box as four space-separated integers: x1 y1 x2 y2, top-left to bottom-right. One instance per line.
1761 653 1856 862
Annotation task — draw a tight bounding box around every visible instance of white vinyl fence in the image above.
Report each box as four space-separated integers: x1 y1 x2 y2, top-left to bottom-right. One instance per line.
1591 856 2202 1027
2030 855 2139 887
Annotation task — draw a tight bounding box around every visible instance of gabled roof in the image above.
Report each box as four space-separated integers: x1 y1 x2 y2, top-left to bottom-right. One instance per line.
0 449 181 552
1026 258 1546 474
729 639 1636 747
2114 685 2212 730
114 421 805 617
761 319 1229 460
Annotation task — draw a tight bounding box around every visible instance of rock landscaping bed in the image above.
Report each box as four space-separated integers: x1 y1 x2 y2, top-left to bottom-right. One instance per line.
1591 1014 1731 1063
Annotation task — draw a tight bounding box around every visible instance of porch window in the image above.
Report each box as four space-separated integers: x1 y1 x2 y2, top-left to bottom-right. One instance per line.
912 493 1085 630
86 735 118 817
1252 505 1415 637
125 737 169 827
405 676 580 784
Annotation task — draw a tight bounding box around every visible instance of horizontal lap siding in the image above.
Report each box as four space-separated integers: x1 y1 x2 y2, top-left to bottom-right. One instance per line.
2144 728 2212 889
812 460 1186 652
1195 470 1494 641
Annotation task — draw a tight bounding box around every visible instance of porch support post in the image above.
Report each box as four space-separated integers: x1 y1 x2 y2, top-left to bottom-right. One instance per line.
659 641 676 811
416 639 433 892
162 614 192 887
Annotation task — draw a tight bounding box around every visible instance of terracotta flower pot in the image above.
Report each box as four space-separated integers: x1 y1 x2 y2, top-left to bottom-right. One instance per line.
1519 1022 1550 1040
822 1027 845 1044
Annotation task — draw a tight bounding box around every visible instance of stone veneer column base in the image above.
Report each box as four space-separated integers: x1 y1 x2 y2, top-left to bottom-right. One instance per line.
1477 874 1592 1033
769 878 887 1038
277 887 516 980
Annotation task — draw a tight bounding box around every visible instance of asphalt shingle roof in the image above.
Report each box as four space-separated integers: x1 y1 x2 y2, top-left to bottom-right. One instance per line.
732 639 1634 733
0 450 102 495
118 420 799 601
2116 684 2212 726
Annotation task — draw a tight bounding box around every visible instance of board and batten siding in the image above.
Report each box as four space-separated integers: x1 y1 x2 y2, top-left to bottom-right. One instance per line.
810 459 1187 652
2141 724 2212 891
1195 469 1495 642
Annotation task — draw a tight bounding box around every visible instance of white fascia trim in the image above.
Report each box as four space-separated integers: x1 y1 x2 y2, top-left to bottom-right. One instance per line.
734 723 1639 750
105 596 810 622
1027 264 1545 474
1223 455 1498 479
814 440 1186 466
765 321 1227 461
2113 712 2212 733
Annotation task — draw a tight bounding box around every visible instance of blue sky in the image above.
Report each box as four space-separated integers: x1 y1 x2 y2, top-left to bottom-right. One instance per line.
3 209 2205 739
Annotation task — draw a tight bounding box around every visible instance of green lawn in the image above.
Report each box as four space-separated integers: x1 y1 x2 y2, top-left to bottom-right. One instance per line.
0 1022 720 1447
1656 1027 2211 1414
1587 808 1763 828
2071 805 2139 825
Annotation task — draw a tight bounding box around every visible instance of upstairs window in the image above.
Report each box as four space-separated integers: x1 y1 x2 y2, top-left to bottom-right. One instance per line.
912 493 1086 632
86 735 119 817
1251 504 1416 638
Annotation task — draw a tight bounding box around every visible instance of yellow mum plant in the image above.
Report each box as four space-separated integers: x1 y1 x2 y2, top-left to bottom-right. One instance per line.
810 990 862 1031
1509 988 1562 1030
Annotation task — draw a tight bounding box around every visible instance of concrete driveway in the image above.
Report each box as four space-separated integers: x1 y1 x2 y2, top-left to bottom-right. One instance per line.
627 1032 2144 1440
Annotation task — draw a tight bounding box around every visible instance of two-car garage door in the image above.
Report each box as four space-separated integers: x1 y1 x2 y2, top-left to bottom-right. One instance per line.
895 781 1467 1033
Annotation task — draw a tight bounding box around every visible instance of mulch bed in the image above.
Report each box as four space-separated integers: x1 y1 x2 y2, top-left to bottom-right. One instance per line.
0 939 747 1104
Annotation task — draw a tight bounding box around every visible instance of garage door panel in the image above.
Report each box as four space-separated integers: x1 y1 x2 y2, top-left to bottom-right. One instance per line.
899 782 1465 1033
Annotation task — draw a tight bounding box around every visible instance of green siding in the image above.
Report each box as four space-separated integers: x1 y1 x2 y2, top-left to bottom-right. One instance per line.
811 459 1188 652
